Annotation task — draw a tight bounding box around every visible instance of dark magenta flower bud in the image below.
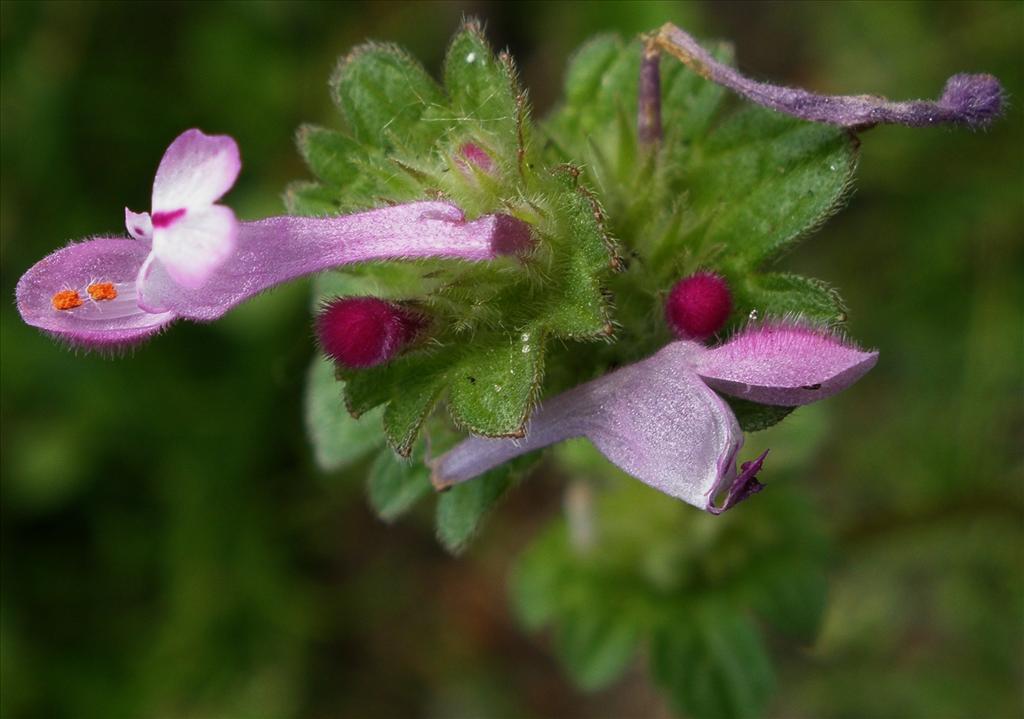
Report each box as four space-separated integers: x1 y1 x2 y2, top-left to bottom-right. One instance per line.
316 297 423 369
665 272 732 341
458 142 494 173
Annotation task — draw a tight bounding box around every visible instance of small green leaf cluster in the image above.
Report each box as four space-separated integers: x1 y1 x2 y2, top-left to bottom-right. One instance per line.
511 461 828 719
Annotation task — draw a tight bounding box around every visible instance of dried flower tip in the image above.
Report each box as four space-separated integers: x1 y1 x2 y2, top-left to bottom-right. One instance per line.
637 43 663 145
316 297 423 369
666 272 732 341
938 73 1004 127
655 23 1005 129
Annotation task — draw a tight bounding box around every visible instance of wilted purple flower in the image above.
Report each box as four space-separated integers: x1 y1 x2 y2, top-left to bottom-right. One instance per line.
433 323 878 513
15 129 532 350
655 23 1004 130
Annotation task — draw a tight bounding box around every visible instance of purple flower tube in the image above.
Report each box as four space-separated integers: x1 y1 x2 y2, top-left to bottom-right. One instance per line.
15 130 532 349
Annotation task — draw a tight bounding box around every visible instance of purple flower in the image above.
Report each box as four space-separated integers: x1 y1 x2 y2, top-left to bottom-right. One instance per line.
15 129 533 349
432 323 878 513
654 23 1004 130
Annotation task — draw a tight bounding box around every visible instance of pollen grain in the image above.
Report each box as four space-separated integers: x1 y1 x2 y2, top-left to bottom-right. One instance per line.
52 289 84 311
87 282 118 301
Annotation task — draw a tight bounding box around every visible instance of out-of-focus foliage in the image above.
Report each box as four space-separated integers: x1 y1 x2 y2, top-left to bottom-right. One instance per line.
1 2 1021 719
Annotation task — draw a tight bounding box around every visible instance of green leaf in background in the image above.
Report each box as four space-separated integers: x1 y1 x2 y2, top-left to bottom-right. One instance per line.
651 607 775 719
509 529 563 631
510 468 828 716
747 558 828 645
554 604 642 691
561 35 621 120
367 443 432 522
304 356 384 471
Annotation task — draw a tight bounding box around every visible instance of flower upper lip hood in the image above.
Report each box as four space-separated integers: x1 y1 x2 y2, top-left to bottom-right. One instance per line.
15 129 534 349
433 324 878 513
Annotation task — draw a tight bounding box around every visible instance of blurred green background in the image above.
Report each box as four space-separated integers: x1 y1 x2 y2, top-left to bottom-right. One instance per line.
1 1 1021 717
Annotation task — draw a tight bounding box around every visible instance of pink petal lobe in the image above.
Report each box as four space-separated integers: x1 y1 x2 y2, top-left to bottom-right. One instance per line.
149 204 238 290
434 342 750 511
138 202 532 321
151 129 241 212
125 208 153 242
692 323 878 406
15 238 175 348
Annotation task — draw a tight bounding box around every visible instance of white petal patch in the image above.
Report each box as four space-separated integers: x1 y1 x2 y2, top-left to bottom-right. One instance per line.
151 205 237 289
151 129 241 212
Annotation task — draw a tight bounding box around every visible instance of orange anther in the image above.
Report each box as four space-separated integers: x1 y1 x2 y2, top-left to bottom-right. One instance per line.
52 289 84 311
87 282 118 301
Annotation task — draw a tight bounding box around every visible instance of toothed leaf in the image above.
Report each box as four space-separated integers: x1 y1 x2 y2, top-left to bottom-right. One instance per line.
331 43 445 150
448 331 542 437
736 272 848 326
444 22 518 141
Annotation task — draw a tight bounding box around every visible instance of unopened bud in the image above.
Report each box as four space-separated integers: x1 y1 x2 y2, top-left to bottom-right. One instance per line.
316 297 423 369
665 272 732 341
